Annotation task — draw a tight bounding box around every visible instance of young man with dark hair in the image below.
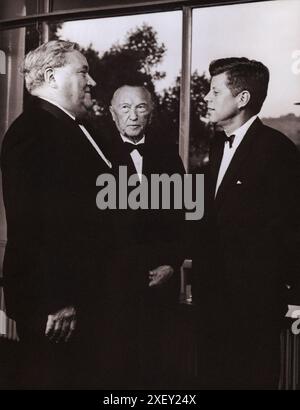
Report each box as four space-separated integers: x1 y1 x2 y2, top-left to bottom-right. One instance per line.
192 57 300 389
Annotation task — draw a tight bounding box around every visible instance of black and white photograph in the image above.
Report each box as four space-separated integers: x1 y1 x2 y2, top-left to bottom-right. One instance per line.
0 0 300 391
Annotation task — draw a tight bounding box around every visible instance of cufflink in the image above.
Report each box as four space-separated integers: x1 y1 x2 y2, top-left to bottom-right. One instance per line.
236 180 242 185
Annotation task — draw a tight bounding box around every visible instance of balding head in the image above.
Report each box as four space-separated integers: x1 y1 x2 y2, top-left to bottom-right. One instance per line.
110 85 153 142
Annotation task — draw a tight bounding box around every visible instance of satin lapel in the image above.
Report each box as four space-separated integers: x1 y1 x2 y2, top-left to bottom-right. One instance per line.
35 98 79 131
141 141 153 178
112 137 138 177
36 98 111 167
140 138 165 178
209 132 225 201
36 98 93 147
214 118 261 208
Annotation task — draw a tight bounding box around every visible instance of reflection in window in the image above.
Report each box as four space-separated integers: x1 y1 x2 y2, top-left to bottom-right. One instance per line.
51 11 182 142
191 0 300 171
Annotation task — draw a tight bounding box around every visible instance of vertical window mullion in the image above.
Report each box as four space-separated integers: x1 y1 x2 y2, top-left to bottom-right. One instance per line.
40 0 51 43
179 5 192 172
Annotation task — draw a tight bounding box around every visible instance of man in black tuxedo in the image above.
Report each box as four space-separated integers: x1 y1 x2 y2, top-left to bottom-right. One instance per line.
0 40 113 388
192 57 300 389
105 83 185 388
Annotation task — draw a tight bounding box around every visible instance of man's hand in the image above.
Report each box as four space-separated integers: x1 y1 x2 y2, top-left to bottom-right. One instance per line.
149 265 174 288
45 306 77 343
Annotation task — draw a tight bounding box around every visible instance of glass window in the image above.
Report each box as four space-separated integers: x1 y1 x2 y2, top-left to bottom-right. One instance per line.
0 0 25 21
0 0 46 21
191 0 300 171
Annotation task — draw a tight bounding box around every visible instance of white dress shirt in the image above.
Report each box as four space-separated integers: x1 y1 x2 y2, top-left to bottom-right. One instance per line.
120 134 145 182
40 97 111 168
215 115 257 195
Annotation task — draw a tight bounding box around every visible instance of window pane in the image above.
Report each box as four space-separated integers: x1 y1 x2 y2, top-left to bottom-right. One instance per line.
191 0 300 171
51 11 182 141
0 1 44 21
0 0 24 20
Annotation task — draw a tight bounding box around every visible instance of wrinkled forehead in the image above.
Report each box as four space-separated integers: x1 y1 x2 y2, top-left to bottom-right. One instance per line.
112 86 152 106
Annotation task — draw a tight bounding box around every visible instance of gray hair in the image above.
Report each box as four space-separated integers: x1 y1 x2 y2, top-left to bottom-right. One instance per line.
21 40 80 93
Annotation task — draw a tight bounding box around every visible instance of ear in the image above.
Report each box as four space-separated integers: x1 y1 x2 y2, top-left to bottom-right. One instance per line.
237 90 251 109
44 67 56 88
109 106 116 122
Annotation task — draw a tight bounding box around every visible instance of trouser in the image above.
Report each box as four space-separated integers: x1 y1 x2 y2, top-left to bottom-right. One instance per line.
196 318 281 390
16 317 80 390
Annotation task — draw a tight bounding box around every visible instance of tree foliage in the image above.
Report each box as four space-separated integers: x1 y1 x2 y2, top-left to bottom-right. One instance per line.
80 24 166 114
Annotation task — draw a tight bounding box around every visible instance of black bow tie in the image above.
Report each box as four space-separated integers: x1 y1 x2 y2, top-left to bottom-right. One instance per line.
223 134 235 148
123 142 145 156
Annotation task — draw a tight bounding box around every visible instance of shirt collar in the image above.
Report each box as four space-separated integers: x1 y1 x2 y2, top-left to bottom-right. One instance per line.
120 134 145 145
39 97 76 121
225 115 258 140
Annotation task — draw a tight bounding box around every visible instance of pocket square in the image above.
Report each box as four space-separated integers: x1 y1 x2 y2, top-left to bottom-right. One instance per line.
236 180 242 185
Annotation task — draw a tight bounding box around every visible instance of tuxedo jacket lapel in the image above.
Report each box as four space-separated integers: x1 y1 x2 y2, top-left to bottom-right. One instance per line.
37 98 79 132
141 142 156 177
142 136 179 176
214 118 261 208
36 98 111 168
114 140 137 176
209 132 224 203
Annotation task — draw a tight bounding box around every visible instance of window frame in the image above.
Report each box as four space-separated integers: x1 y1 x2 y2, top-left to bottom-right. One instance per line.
0 1 271 30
